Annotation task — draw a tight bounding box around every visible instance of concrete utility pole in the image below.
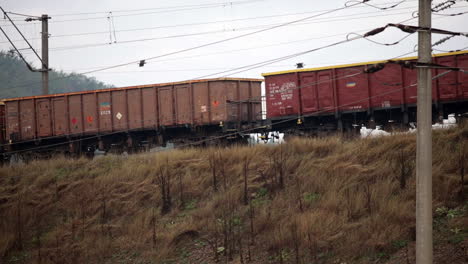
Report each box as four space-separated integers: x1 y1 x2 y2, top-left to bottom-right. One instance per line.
41 14 49 95
416 0 432 263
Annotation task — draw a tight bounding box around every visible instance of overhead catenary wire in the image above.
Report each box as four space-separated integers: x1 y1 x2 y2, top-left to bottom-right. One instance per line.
5 7 430 50
51 0 267 17
13 5 468 56
4 11 41 18
0 0 413 28
0 6 46 70
1 0 268 26
1 3 436 42
0 0 372 93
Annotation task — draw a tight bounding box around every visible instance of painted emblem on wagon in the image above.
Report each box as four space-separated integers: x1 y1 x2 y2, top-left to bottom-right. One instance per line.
100 102 111 115
116 112 123 120
346 82 356 88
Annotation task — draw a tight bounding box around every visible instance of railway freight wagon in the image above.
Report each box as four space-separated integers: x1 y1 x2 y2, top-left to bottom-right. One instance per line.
262 50 468 133
1 78 262 158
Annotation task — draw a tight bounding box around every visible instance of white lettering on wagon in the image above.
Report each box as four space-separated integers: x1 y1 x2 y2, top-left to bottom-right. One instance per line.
268 81 296 101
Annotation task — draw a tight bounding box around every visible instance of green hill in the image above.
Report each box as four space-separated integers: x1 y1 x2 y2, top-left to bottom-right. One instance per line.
0 51 113 99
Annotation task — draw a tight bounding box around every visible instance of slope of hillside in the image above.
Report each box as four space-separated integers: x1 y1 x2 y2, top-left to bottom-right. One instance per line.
0 125 467 264
0 51 113 99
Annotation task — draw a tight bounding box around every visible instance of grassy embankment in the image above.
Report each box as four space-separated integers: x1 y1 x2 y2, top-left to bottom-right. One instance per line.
0 125 467 264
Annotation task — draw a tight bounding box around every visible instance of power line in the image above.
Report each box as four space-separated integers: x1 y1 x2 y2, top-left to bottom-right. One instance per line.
0 0 268 26
1 0 412 27
51 1 373 75
0 2 379 95
15 8 434 54
4 3 429 41
0 6 46 71
13 4 468 55
50 0 268 17
3 1 451 97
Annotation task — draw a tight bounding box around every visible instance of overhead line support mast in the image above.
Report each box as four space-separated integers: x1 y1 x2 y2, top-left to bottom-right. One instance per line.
26 14 51 95
416 0 432 263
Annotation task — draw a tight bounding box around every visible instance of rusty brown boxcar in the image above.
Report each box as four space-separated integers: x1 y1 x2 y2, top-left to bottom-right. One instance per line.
2 77 262 156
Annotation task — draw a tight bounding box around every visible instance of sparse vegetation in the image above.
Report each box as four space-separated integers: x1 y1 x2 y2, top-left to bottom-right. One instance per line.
0 123 467 263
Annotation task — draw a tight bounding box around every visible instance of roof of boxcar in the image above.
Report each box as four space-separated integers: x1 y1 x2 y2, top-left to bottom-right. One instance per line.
1 77 263 102
261 50 468 77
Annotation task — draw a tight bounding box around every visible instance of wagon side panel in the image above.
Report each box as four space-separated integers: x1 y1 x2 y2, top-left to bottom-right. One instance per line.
299 72 318 114
127 89 143 130
142 87 158 128
265 73 300 118
52 97 67 136
435 55 457 101
209 81 228 123
83 93 98 134
19 100 35 140
97 92 112 132
336 66 369 112
36 99 52 137
175 84 191 125
68 95 83 135
158 87 174 126
192 82 209 125
458 54 468 98
5 101 20 142
316 70 335 113
111 90 128 131
369 63 403 108
250 81 262 120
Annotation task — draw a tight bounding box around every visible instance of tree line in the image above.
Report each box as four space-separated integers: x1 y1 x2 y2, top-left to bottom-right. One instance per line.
0 51 113 99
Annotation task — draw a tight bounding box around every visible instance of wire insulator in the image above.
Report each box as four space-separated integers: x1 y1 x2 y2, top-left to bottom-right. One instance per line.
363 26 387 37
432 35 456 47
432 0 456 12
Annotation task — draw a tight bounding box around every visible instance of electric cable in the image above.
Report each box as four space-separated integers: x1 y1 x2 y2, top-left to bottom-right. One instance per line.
0 0 413 27
3 3 431 42
0 0 372 92
9 7 430 50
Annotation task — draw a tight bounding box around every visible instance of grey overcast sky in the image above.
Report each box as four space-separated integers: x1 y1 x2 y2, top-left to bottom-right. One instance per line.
0 0 467 87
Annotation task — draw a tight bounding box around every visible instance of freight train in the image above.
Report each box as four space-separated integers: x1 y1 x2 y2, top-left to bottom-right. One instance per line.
1 50 467 161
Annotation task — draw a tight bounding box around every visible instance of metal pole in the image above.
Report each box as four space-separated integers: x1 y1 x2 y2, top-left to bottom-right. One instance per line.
416 0 432 263
41 14 49 95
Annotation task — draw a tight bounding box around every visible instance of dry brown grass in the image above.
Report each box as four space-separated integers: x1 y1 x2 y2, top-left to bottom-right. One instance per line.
0 123 467 264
